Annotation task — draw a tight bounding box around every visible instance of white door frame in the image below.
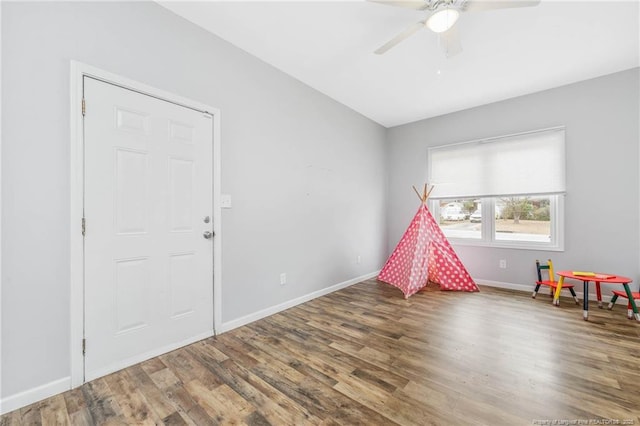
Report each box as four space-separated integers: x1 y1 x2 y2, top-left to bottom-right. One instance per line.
70 61 222 388
0 3 4 413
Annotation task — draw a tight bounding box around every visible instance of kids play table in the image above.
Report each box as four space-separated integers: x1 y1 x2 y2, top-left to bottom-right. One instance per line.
553 271 638 321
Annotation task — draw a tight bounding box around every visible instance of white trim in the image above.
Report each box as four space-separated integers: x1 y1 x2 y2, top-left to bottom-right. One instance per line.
0 0 4 412
0 377 71 415
475 279 531 292
212 109 222 334
449 241 564 252
476 279 628 305
85 330 213 382
429 125 566 151
219 271 380 333
70 61 222 388
69 61 84 388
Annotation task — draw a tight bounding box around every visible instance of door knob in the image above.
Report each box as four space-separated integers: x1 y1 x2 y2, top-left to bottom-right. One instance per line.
203 231 213 239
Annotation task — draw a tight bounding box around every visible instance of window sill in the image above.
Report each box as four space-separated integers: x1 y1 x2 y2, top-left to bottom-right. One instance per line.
447 238 564 252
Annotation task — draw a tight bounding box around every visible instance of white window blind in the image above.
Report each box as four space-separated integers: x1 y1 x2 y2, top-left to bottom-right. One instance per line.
428 127 565 199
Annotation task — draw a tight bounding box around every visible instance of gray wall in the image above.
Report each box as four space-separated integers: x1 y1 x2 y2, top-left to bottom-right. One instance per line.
387 68 640 292
1 2 388 398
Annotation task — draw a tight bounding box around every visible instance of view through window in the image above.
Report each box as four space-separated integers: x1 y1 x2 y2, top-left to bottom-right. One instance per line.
434 195 556 247
437 198 480 239
495 196 551 243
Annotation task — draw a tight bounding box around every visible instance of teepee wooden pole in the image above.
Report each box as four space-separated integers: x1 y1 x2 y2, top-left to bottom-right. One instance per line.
412 185 422 202
413 184 436 203
426 185 434 200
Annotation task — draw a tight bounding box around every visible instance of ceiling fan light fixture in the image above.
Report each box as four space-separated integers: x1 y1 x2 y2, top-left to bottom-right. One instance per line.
426 8 459 33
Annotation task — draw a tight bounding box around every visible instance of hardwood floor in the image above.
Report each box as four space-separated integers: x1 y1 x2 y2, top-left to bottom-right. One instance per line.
2 279 640 425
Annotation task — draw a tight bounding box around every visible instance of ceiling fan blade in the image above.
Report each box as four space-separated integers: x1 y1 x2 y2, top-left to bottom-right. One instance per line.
375 21 426 54
369 0 431 11
439 25 463 58
463 0 541 12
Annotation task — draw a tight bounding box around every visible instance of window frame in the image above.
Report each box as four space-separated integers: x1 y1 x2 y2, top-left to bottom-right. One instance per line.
427 126 566 251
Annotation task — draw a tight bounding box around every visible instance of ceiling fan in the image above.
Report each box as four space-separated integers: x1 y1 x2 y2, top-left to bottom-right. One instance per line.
372 0 541 57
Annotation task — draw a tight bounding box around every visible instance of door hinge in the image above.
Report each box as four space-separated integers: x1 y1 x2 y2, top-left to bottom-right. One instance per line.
82 338 86 355
81 217 86 236
82 98 86 116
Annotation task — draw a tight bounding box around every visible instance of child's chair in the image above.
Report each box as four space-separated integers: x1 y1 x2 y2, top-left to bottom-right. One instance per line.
607 290 640 319
533 259 579 304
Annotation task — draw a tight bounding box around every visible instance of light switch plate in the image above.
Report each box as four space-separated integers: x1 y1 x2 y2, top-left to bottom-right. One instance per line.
221 194 232 209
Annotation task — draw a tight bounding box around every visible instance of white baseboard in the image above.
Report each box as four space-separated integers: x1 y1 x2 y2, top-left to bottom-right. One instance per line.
475 279 530 293
1 376 70 415
475 278 628 305
85 330 214 383
219 271 380 333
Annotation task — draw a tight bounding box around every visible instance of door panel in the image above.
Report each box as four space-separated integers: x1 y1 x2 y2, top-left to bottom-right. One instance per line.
169 158 195 232
84 77 213 381
169 252 197 318
114 257 150 334
115 148 149 234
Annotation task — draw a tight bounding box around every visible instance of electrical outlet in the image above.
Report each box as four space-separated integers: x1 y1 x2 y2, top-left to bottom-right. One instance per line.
357 255 361 264
499 259 507 269
280 273 287 285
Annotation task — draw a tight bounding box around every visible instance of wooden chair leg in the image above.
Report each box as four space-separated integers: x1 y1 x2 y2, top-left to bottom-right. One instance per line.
607 294 619 310
568 287 579 305
627 300 633 319
532 284 542 298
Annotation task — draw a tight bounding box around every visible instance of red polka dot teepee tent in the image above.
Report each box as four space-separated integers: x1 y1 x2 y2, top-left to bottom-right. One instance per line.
378 185 479 298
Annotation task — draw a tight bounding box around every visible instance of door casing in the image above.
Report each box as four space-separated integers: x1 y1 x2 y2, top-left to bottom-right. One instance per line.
70 61 222 387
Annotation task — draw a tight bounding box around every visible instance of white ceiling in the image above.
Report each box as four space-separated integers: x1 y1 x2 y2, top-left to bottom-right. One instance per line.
159 1 640 128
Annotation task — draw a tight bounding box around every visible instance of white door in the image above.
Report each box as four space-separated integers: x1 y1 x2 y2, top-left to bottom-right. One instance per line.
83 77 214 381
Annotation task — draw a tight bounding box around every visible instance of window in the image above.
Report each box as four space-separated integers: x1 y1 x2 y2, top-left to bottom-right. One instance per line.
428 127 565 250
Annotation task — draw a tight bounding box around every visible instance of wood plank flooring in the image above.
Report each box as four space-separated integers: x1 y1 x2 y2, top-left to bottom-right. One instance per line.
2 280 640 425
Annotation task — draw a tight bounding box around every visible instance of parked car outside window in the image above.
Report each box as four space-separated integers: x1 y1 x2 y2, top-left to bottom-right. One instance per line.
442 205 466 221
